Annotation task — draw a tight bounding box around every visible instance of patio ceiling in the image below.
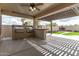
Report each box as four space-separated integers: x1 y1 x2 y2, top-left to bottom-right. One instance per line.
37 3 79 21
0 3 57 19
40 9 77 21
0 3 78 20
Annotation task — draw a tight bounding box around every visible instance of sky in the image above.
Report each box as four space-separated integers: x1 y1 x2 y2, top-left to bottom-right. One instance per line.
39 16 79 26
2 15 79 26
2 15 34 26
2 15 22 25
52 16 79 26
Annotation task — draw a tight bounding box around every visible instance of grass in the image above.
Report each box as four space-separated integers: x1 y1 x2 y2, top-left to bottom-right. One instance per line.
52 32 65 34
52 31 79 36
63 32 79 36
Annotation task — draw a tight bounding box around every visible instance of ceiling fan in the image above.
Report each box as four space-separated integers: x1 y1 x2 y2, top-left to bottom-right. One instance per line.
20 3 43 12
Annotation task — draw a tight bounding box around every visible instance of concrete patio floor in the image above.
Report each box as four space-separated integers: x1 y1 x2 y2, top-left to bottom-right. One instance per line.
0 35 79 56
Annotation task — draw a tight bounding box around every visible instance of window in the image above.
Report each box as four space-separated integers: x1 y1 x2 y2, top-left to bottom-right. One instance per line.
2 15 22 25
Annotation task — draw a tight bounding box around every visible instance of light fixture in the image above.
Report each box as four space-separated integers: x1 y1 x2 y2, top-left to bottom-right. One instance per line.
29 6 36 11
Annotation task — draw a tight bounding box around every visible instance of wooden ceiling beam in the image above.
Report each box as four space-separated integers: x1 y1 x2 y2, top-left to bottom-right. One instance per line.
35 3 77 19
1 9 34 19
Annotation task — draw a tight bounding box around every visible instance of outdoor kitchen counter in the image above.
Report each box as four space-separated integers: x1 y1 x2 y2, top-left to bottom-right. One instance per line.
34 29 47 40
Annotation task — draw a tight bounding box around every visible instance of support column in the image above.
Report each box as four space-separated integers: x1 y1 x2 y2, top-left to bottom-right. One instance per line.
33 18 38 29
50 20 52 34
0 8 2 36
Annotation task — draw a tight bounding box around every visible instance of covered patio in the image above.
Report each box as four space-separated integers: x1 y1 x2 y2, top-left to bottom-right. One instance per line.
0 3 79 56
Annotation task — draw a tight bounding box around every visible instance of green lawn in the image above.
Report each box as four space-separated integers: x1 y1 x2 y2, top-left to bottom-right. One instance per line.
63 32 79 36
52 32 65 34
52 31 79 36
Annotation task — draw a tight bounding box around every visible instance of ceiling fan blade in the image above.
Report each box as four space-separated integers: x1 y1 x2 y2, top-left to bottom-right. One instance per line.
21 3 43 7
34 3 43 6
20 3 30 7
36 7 40 11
